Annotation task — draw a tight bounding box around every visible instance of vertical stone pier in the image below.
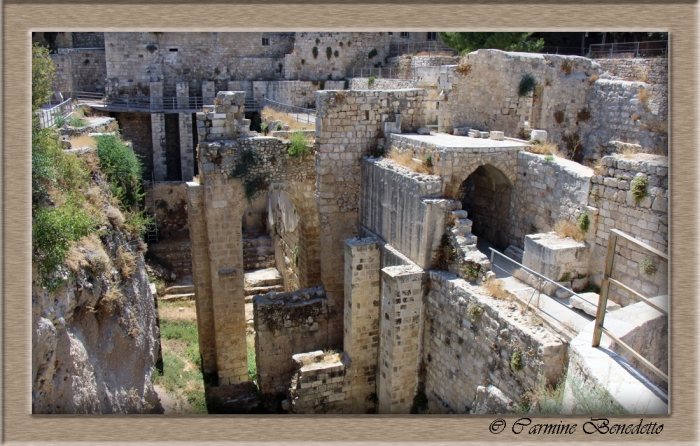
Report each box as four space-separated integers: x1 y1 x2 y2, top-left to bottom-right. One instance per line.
377 264 424 414
150 81 166 181
177 81 194 181
202 80 215 105
343 237 382 413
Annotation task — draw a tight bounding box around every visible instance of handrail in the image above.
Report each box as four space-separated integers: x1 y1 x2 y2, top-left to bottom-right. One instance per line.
592 228 668 383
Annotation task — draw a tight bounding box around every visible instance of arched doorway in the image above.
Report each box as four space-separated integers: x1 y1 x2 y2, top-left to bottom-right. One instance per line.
457 164 513 250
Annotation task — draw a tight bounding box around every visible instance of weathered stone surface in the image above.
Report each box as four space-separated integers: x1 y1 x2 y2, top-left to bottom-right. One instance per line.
570 292 620 317
471 385 516 414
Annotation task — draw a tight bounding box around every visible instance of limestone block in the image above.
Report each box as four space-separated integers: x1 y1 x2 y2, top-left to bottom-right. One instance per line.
471 385 515 414
503 245 524 264
522 233 589 283
570 292 620 317
489 131 504 141
530 129 547 143
417 127 431 135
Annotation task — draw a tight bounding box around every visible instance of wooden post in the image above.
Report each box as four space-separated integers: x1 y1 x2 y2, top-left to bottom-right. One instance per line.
593 231 618 347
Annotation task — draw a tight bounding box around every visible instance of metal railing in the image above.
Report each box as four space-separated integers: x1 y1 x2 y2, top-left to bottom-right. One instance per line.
36 97 73 128
592 229 668 383
388 41 457 57
589 40 668 59
259 98 315 124
349 67 416 80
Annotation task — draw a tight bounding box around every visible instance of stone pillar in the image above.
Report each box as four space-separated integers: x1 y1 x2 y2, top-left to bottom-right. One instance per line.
185 182 217 375
377 264 423 414
105 78 119 99
202 80 215 105
177 82 194 181
150 82 166 181
213 267 248 385
343 237 381 413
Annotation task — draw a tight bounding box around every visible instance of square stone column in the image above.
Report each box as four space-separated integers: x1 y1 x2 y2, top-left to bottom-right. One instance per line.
150 113 166 181
377 264 424 414
176 82 194 181
343 237 381 413
202 80 215 105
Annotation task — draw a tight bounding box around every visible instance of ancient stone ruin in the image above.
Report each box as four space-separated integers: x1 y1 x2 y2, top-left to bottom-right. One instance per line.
33 32 668 415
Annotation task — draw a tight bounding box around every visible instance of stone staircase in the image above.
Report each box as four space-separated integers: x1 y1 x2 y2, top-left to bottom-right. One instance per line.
243 235 276 271
160 275 195 301
244 268 284 303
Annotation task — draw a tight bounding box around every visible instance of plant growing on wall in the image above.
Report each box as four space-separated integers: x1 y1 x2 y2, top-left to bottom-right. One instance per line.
334 50 339 58
312 46 319 59
467 302 484 320
326 47 333 60
293 246 299 266
315 38 320 45
229 148 269 203
260 122 269 135
368 48 378 59
639 257 658 277
146 43 157 53
518 72 537 97
287 131 310 158
510 349 524 371
578 211 590 233
368 75 379 88
631 175 649 203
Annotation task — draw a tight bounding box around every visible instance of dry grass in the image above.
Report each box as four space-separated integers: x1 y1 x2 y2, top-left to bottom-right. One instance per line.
638 88 650 105
484 278 510 300
455 61 472 76
300 349 343 367
101 285 125 312
105 205 125 227
640 120 668 137
525 141 562 157
116 245 137 279
105 120 121 132
260 106 314 131
560 60 573 76
66 233 112 275
69 134 97 150
588 73 600 85
386 148 432 175
554 220 585 242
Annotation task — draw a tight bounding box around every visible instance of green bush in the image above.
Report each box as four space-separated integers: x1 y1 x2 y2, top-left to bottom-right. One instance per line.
326 46 333 60
260 122 269 135
519 72 538 97
368 48 378 59
312 46 319 59
578 211 590 233
631 175 648 203
95 134 144 210
368 75 379 88
510 349 523 371
287 130 309 158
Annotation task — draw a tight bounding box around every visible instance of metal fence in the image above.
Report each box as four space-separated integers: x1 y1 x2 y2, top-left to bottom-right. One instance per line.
592 229 668 383
349 67 416 80
259 98 315 124
36 97 73 128
589 40 668 59
388 41 457 57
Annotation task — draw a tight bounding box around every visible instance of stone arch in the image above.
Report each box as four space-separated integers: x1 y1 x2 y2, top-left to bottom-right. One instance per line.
457 163 514 249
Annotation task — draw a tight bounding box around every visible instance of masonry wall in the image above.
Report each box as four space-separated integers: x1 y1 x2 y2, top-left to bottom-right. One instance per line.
104 32 293 96
314 89 427 349
597 58 668 85
289 352 352 414
589 154 668 303
360 158 446 269
254 288 329 395
50 49 107 93
144 182 188 239
422 271 568 413
253 81 321 109
510 151 594 248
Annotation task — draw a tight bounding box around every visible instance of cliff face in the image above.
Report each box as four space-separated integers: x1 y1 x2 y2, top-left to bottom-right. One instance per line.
32 212 160 414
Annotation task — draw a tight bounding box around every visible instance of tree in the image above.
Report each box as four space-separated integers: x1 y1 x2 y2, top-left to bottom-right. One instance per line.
32 42 56 111
438 32 545 55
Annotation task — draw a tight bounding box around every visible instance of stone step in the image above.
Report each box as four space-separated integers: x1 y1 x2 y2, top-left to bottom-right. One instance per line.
242 236 273 248
244 267 283 288
163 284 195 295
244 245 274 255
244 260 276 271
244 284 285 296
160 293 195 301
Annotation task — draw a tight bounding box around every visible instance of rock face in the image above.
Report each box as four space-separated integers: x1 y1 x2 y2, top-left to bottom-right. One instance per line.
32 230 160 414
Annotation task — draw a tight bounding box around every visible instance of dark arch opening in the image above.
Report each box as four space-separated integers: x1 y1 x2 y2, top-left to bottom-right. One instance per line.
458 164 513 250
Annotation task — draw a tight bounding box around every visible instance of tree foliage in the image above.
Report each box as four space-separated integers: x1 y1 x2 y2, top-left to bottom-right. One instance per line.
438 32 545 55
32 43 56 111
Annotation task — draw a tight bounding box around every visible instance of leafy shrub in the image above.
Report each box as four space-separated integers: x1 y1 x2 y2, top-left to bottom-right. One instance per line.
334 50 339 58
287 130 310 158
545 154 554 162
510 349 523 371
260 122 269 135
312 46 319 59
518 72 537 97
631 175 648 203
368 48 378 59
95 134 144 210
368 75 379 88
467 302 484 319
229 147 260 180
424 155 433 168
639 257 658 277
578 211 590 233
326 46 333 60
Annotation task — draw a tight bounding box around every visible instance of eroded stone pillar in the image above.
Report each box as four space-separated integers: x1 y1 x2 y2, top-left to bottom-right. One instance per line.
176 82 194 181
343 237 381 413
377 264 423 414
150 82 166 181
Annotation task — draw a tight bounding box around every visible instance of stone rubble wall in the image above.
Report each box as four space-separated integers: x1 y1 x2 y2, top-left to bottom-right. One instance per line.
253 287 329 395
253 80 321 109
289 352 352 414
439 50 598 144
350 78 416 90
145 182 188 240
146 239 192 279
314 89 427 349
50 49 107 93
360 158 446 269
422 271 568 414
597 58 668 85
510 151 594 247
589 154 668 303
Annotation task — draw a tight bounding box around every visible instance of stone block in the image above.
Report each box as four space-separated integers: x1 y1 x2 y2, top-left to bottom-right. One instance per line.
530 129 547 142
570 292 620 317
489 131 504 141
523 233 589 283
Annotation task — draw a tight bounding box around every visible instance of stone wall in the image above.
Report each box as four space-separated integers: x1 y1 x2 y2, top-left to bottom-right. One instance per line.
104 32 293 96
439 50 598 145
350 78 416 90
254 287 329 395
72 32 105 48
289 351 352 414
510 151 594 248
50 49 107 93
253 81 320 109
314 89 427 349
589 154 668 303
144 182 188 240
360 158 447 269
597 58 668 85
421 271 568 414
